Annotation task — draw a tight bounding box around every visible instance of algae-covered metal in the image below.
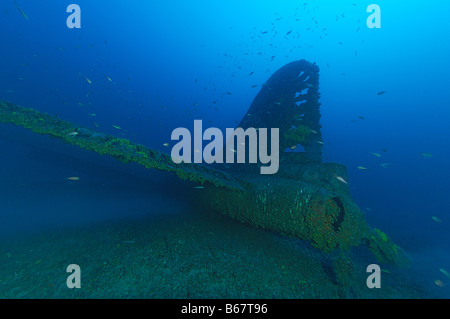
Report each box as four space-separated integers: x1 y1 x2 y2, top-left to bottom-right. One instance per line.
0 100 244 192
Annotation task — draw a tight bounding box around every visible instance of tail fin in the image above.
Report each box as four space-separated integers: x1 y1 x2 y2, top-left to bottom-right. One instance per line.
238 60 322 164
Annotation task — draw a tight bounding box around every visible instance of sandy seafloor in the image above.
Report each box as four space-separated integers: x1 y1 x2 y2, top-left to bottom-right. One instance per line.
0 128 447 299
0 210 423 299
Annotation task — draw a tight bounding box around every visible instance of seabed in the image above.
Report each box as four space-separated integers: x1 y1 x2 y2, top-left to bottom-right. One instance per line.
0 207 421 299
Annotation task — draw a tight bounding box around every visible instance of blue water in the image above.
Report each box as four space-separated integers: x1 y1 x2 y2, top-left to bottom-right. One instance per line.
1 0 449 298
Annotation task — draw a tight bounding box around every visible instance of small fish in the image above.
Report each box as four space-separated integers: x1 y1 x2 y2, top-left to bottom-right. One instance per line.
88 113 96 117
358 116 365 120
435 280 445 287
193 186 204 189
316 141 324 145
163 143 169 147
84 77 92 84
14 0 28 20
226 92 232 95
105 75 112 82
357 166 368 170
112 125 121 130
274 102 281 105
67 177 80 181
290 145 298 150
377 91 386 96
229 149 237 153
421 153 433 158
248 72 254 76
440 268 450 279
251 85 258 88
93 122 99 128
371 152 381 158
286 30 292 36
380 163 390 168
66 131 78 137
432 216 442 223
336 176 348 184
310 129 317 134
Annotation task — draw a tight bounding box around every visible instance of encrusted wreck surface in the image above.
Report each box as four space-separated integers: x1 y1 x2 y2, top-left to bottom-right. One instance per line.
0 100 244 192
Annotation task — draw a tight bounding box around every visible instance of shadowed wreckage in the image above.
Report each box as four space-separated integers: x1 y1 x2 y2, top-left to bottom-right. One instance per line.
0 60 407 272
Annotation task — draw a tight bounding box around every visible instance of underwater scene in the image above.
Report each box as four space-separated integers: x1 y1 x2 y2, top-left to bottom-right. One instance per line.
0 0 449 300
